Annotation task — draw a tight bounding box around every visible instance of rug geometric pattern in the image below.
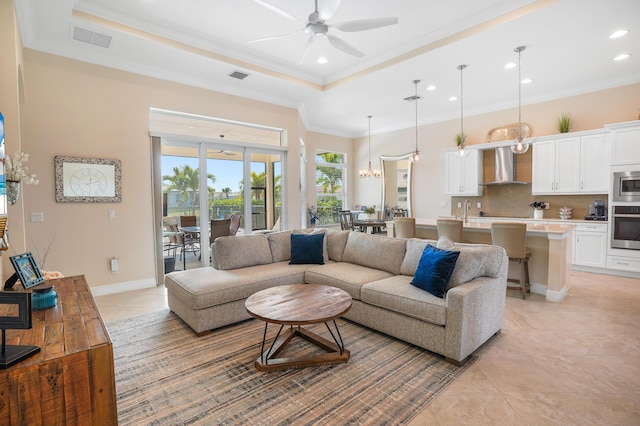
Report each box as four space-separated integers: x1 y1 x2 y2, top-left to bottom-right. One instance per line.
109 310 476 425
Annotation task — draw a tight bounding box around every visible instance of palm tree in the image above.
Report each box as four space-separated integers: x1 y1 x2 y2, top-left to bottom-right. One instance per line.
239 172 266 201
221 187 232 199
316 153 343 194
163 165 215 214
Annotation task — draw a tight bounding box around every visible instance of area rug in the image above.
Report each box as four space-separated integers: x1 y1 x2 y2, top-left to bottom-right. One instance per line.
109 310 476 425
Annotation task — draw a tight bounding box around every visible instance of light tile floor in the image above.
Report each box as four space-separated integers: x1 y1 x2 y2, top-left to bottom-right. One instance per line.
95 270 640 425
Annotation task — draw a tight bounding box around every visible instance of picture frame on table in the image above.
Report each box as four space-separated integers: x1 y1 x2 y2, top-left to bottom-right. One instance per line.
8 252 44 289
54 156 121 203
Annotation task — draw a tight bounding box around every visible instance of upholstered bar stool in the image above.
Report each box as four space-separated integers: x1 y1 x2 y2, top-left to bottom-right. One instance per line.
436 218 464 243
394 217 416 238
490 222 531 299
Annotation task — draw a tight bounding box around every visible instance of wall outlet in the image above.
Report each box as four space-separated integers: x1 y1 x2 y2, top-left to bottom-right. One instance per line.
476 202 482 208
30 212 44 222
544 202 550 209
457 202 462 208
108 210 116 219
111 257 118 274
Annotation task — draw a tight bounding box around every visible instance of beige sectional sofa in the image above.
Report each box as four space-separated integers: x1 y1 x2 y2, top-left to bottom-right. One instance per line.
165 229 508 364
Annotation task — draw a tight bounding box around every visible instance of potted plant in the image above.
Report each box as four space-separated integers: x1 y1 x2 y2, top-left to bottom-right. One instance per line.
359 206 377 220
529 201 546 219
555 113 575 133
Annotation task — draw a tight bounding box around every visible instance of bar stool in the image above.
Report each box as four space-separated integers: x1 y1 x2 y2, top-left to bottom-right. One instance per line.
436 218 464 243
490 222 531 299
394 217 416 238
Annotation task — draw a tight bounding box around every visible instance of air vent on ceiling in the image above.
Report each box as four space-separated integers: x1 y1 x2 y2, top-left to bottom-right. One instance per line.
228 71 249 80
72 26 112 48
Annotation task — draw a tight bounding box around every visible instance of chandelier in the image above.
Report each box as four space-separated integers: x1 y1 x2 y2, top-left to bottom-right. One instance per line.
359 115 381 178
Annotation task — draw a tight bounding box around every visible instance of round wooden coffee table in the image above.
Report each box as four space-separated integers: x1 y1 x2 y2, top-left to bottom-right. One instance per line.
245 284 352 371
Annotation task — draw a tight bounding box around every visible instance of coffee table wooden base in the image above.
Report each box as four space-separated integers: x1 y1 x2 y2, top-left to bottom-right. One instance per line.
255 325 350 372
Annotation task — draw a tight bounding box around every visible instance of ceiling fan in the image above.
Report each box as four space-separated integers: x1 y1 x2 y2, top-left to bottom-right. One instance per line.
250 0 398 63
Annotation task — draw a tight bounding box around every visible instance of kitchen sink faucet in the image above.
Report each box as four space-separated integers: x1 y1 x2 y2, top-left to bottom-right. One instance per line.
463 199 471 223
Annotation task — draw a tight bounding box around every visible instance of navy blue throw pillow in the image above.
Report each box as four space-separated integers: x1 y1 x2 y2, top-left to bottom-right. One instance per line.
411 244 460 298
289 233 325 265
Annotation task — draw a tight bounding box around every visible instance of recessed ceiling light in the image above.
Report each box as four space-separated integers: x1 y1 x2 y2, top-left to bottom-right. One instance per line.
609 30 629 39
614 53 630 61
449 96 457 101
426 85 437 91
521 78 533 84
317 57 328 64
505 62 517 69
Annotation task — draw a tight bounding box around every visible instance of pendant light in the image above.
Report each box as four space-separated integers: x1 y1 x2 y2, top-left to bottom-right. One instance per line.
405 79 421 162
359 115 381 178
511 45 529 154
457 64 468 157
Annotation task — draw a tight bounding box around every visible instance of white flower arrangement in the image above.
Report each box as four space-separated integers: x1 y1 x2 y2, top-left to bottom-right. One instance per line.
4 151 39 184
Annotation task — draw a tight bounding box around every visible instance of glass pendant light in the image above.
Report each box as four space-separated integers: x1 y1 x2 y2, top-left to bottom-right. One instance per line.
457 64 468 158
359 115 381 178
511 46 529 154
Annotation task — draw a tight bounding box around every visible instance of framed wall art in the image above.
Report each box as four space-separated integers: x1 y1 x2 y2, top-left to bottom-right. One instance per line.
54 156 121 203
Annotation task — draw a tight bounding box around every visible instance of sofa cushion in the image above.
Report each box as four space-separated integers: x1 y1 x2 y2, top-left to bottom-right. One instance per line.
411 244 460 298
304 262 393 300
400 238 437 276
164 263 308 309
292 228 329 262
212 234 273 270
268 230 292 263
327 229 349 261
289 233 325 264
445 244 506 290
361 276 446 326
341 231 406 274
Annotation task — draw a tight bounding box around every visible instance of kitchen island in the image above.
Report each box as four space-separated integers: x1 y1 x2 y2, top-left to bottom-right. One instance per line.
386 218 575 302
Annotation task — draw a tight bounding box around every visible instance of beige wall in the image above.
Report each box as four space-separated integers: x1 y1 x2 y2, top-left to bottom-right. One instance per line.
353 83 640 219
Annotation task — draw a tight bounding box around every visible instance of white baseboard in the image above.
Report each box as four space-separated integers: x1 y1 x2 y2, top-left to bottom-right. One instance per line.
545 285 569 303
89 278 157 297
530 282 547 296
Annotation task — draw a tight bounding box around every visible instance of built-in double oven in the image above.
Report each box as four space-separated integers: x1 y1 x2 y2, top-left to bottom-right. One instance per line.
611 171 640 251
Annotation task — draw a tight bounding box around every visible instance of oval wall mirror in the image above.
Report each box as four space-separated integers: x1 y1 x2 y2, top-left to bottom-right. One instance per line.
380 153 414 219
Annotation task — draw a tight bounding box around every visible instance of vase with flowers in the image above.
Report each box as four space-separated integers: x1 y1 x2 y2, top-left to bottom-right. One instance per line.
529 201 546 219
307 205 319 227
3 151 39 205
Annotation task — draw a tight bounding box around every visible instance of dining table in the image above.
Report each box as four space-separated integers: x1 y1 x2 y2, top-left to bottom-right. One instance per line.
353 219 387 234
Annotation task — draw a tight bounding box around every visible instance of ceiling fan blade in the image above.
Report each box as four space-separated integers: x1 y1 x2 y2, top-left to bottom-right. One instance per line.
327 34 364 58
249 28 303 43
331 17 398 32
297 35 314 64
252 0 298 21
319 0 342 20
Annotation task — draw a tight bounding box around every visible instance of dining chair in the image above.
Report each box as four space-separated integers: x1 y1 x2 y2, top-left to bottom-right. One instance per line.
394 217 416 238
210 218 231 245
436 218 464 243
179 215 200 257
229 214 242 236
491 222 531 299
338 210 355 231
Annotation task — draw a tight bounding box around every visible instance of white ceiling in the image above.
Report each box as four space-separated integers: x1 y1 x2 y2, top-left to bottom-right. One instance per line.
14 0 640 138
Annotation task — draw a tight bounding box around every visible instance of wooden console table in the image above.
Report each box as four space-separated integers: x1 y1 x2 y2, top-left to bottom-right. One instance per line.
0 275 117 425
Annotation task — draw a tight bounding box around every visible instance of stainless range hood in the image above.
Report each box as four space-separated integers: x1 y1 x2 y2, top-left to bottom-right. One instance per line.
483 146 530 185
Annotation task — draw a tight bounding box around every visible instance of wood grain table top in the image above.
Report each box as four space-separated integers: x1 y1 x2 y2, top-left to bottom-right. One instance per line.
245 284 352 325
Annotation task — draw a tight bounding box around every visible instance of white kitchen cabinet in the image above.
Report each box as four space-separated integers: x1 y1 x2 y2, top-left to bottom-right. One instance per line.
533 133 609 195
607 122 640 166
573 222 607 268
445 149 483 196
579 133 609 192
532 137 580 194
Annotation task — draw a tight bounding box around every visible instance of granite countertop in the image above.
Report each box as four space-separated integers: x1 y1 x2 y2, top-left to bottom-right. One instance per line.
411 218 575 236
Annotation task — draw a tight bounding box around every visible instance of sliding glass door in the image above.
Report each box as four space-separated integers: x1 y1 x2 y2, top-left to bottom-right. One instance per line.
159 142 284 270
